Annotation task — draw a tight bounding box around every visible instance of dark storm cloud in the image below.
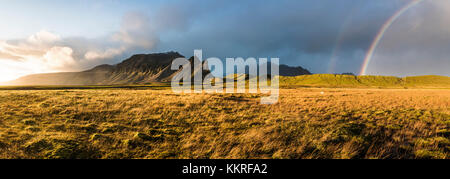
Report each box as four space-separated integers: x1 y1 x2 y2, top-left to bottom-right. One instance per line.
152 0 411 74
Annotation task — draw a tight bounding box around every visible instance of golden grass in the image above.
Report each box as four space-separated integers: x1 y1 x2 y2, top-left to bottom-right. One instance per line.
0 88 448 159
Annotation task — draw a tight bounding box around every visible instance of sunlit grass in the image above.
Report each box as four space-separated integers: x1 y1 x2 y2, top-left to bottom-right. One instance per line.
0 87 448 159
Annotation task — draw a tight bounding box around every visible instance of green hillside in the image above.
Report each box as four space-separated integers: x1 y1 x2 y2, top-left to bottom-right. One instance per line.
280 74 450 88
403 75 450 87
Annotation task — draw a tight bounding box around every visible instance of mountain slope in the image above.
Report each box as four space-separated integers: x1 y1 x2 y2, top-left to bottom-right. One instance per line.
4 72 111 86
98 52 184 84
5 52 186 85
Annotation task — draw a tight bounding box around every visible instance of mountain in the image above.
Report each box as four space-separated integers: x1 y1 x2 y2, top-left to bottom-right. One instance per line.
95 52 185 84
6 52 187 85
6 52 311 86
279 65 311 76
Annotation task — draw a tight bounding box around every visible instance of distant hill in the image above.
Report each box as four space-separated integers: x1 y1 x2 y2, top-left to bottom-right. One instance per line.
279 65 311 76
4 52 311 86
280 74 450 88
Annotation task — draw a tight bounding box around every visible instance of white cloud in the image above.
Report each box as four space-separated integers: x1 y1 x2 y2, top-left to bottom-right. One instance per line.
0 30 107 82
0 12 165 82
84 46 127 60
43 46 76 69
27 30 61 45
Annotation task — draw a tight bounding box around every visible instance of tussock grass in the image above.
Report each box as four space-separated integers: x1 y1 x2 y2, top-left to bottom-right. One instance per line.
0 88 448 159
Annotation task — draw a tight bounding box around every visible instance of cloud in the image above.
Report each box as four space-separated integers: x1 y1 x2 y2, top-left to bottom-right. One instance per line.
150 0 448 76
154 0 408 73
0 31 81 72
43 46 76 70
0 31 81 81
27 30 61 45
84 46 127 61
366 0 450 76
0 51 22 61
86 12 159 61
113 12 157 48
0 12 163 81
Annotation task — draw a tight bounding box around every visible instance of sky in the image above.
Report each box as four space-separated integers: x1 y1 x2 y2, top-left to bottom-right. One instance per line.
0 0 449 82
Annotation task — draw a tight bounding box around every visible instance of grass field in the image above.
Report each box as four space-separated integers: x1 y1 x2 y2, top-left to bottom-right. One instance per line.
0 86 448 159
280 74 450 88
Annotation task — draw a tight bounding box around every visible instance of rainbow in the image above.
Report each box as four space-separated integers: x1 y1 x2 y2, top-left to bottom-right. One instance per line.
328 10 356 74
359 0 425 75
